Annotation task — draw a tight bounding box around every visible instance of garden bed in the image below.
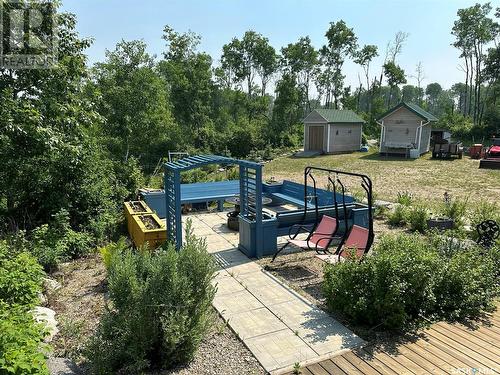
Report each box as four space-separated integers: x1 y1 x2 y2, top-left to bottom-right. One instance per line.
48 255 265 375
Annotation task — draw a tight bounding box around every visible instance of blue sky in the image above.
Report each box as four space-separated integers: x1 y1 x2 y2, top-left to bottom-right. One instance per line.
61 0 498 90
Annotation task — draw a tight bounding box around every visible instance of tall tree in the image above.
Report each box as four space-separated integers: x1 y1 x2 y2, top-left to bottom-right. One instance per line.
411 62 426 104
353 44 378 111
93 40 176 164
383 61 407 107
160 26 214 148
0 5 118 232
220 31 277 96
270 73 304 145
402 85 421 103
318 20 358 108
281 36 319 113
425 82 443 113
378 31 409 86
452 3 498 123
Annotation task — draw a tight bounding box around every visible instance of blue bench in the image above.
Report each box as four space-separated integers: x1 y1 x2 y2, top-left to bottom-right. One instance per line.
267 180 354 208
140 180 240 218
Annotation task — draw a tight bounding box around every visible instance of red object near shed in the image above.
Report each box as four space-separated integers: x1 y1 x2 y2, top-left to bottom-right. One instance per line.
469 144 484 159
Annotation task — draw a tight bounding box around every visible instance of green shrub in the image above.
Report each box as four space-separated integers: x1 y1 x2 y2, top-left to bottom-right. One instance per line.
434 248 497 319
387 205 407 227
86 229 216 374
396 191 413 206
28 209 94 271
441 196 468 228
0 241 44 307
323 233 499 331
98 238 128 271
407 205 429 233
0 303 49 375
468 200 500 239
0 240 48 375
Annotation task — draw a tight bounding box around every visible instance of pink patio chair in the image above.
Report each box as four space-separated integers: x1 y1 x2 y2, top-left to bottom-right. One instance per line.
272 215 339 261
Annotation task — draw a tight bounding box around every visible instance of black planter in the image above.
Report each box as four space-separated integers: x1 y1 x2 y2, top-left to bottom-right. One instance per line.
227 211 239 231
427 217 454 230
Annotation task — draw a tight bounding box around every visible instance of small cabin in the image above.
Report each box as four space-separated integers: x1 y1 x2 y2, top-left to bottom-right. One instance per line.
377 102 438 157
303 109 364 153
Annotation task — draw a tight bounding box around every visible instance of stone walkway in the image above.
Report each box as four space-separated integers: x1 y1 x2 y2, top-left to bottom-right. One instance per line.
185 212 364 374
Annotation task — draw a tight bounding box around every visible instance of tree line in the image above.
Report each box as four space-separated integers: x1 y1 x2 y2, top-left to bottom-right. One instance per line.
0 1 498 244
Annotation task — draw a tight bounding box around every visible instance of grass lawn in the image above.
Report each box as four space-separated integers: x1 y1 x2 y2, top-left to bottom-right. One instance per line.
263 149 500 206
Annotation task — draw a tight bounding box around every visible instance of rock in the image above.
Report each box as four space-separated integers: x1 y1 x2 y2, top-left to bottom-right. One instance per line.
46 357 82 375
38 292 48 306
33 306 59 342
43 277 61 292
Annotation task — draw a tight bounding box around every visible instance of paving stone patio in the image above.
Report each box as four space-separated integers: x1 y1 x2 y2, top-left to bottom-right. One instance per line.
184 212 365 374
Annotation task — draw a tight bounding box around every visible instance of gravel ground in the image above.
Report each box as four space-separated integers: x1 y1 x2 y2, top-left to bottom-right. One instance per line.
48 255 107 363
165 315 265 375
48 254 265 375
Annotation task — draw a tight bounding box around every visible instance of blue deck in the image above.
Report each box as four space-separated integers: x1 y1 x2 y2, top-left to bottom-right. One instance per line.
140 180 240 218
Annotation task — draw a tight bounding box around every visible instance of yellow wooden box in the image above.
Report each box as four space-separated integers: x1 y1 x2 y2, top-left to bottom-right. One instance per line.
124 201 153 235
129 213 166 249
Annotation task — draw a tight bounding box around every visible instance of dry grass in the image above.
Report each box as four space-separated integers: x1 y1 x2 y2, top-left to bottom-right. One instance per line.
264 150 500 206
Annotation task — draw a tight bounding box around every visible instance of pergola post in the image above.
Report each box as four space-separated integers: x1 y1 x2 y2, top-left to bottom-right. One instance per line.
174 170 182 250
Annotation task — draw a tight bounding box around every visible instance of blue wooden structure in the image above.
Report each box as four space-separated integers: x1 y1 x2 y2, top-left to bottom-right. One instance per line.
164 155 263 250
140 180 240 218
263 180 355 208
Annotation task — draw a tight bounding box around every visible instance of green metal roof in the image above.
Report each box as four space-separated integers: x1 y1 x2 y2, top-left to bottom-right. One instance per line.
313 109 365 123
378 102 438 122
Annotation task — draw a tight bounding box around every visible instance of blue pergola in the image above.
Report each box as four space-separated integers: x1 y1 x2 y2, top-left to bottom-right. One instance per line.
164 155 263 250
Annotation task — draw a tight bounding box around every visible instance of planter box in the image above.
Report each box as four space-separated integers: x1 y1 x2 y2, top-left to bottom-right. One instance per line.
238 215 277 258
124 201 153 235
130 213 166 249
427 218 454 231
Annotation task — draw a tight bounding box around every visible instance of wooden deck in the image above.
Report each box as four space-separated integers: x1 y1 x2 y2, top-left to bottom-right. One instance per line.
284 307 500 375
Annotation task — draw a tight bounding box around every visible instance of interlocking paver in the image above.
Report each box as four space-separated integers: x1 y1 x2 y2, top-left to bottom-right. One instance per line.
212 271 246 296
245 329 318 371
226 307 287 339
212 289 262 318
295 316 364 355
191 212 364 373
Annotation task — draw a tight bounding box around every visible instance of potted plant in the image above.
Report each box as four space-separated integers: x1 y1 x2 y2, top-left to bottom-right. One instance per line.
427 192 455 230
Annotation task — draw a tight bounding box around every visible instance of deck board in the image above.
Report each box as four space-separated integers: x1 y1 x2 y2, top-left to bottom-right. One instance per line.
283 307 500 375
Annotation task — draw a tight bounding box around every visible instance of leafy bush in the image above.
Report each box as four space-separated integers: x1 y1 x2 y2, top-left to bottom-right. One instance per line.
387 205 407 227
407 205 429 233
87 229 216 374
98 238 129 271
28 209 94 271
396 191 413 206
0 241 48 375
440 195 468 228
323 233 498 330
468 200 500 239
0 241 44 307
0 303 49 375
434 248 497 319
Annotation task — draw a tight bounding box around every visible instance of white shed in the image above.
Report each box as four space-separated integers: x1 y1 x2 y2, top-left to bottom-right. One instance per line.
377 102 438 157
303 109 364 153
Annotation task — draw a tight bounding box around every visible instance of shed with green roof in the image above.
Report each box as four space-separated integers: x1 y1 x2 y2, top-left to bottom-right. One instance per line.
377 102 438 157
303 109 365 153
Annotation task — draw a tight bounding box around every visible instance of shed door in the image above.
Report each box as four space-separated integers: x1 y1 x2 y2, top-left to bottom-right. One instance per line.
308 126 324 151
